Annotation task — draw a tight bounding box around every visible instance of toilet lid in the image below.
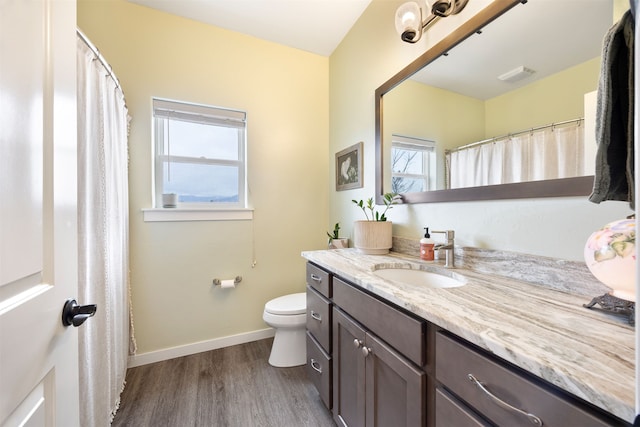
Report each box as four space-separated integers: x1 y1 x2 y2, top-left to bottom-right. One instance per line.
265 292 306 315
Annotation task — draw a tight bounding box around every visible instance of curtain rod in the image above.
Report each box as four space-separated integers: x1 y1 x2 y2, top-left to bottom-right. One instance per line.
446 117 584 153
76 28 123 93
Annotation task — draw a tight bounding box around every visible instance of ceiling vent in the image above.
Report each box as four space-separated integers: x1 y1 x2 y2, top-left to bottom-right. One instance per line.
498 66 535 83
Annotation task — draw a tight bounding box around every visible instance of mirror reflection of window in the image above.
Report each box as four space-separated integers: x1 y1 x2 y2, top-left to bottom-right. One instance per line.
391 135 436 193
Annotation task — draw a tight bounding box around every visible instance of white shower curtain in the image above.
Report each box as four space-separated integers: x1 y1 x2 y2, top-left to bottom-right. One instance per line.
447 121 585 189
77 32 132 426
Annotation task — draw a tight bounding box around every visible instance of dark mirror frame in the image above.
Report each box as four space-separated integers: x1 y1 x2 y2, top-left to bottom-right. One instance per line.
374 0 595 204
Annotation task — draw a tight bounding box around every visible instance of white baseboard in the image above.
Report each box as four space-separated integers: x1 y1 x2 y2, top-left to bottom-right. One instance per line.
127 328 275 368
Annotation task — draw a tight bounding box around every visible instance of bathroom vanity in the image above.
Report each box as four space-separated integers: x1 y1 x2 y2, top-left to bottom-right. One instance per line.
303 249 635 427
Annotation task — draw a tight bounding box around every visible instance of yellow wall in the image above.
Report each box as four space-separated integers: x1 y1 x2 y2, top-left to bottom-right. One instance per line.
382 79 485 190
485 58 601 136
330 0 630 260
78 0 329 355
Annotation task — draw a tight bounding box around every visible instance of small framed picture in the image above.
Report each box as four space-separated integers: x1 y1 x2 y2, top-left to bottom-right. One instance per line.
336 142 363 191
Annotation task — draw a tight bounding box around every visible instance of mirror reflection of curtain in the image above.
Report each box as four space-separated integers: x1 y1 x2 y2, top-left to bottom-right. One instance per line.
446 121 584 189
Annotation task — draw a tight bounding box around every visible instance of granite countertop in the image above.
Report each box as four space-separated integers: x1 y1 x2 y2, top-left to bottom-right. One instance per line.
301 248 636 423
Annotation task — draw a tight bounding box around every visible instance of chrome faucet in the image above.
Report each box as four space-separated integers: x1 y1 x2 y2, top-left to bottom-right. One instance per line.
432 229 455 268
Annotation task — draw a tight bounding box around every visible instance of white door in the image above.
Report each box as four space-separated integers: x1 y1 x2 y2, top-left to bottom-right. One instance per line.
0 0 81 425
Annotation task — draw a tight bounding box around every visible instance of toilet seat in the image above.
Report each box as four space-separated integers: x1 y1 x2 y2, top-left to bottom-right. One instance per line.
262 311 306 327
264 292 306 315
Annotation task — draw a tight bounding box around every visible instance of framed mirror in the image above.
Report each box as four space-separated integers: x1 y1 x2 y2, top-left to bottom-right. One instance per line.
375 0 614 204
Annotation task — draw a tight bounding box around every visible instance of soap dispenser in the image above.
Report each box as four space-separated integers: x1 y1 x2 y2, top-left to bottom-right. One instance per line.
420 227 435 261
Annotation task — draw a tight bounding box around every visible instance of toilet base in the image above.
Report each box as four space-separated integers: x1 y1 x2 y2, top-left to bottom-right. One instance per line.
268 327 307 367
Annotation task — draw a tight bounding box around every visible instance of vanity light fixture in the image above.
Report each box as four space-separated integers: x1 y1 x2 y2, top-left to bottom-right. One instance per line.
395 0 469 43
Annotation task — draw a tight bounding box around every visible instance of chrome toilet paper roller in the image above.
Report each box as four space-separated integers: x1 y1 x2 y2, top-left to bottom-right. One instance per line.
213 276 242 288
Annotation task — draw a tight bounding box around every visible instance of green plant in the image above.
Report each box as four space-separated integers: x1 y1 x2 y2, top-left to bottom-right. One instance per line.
352 193 399 221
327 222 341 244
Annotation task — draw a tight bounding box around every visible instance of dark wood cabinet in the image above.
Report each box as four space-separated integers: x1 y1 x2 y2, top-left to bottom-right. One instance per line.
364 328 426 427
435 331 629 427
332 306 426 427
306 331 332 410
332 277 425 367
307 262 332 298
332 308 366 427
434 387 490 427
306 263 333 411
304 261 630 427
307 285 332 352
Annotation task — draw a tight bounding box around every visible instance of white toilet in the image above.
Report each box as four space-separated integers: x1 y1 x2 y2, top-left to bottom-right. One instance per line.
262 292 307 367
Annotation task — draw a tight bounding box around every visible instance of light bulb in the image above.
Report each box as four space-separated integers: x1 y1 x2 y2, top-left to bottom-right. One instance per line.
401 10 418 26
395 2 423 43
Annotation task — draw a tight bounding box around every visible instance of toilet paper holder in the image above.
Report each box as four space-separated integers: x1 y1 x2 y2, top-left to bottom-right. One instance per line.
213 276 242 286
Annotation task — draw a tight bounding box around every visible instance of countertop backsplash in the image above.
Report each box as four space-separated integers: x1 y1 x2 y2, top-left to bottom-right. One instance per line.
392 236 611 298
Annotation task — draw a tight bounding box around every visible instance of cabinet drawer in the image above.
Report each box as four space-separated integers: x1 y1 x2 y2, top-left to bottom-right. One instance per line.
306 285 331 352
436 332 618 427
306 332 332 410
306 263 332 298
333 276 425 366
435 387 490 427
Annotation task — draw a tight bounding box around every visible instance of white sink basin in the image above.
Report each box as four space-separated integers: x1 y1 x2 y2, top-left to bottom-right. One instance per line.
373 268 466 289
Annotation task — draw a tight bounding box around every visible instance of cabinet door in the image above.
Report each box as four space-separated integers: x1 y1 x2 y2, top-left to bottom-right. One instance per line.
435 388 490 427
364 332 426 427
333 307 366 427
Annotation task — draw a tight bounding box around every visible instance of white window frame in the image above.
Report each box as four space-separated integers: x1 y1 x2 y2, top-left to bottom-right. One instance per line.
391 135 436 193
143 98 251 222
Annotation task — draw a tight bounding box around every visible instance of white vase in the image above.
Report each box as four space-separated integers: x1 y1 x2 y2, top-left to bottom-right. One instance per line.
162 193 178 208
329 238 349 249
353 221 392 255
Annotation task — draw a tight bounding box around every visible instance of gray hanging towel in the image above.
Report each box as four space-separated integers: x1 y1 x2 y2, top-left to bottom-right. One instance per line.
589 10 635 208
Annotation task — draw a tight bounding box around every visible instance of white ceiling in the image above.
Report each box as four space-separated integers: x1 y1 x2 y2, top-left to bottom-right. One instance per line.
126 0 372 56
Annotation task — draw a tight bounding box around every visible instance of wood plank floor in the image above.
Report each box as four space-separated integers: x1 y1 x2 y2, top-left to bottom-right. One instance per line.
111 338 335 427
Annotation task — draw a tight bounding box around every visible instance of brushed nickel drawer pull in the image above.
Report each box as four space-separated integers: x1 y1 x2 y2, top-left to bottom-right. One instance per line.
310 274 322 282
353 339 363 349
467 374 543 426
310 358 322 374
310 311 322 322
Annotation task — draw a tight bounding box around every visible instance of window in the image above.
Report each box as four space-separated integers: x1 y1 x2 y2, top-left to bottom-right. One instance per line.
153 98 247 209
391 135 436 194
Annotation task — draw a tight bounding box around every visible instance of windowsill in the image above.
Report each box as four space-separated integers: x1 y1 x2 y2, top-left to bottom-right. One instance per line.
142 208 253 222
